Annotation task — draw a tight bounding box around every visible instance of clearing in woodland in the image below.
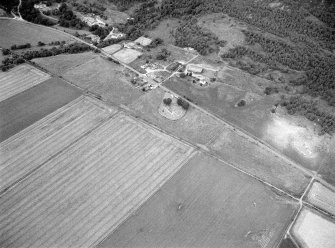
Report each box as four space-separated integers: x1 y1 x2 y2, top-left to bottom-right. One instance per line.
98 153 298 248
0 113 194 248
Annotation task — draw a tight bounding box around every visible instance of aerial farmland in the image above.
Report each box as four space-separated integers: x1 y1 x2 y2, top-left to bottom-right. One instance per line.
1 0 335 247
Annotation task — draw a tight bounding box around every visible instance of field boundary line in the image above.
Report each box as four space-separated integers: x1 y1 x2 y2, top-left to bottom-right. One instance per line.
117 108 304 202
94 149 199 248
0 108 118 197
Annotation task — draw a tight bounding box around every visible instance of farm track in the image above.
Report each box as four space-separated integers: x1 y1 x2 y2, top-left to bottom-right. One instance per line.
0 64 50 102
0 96 116 194
0 114 194 248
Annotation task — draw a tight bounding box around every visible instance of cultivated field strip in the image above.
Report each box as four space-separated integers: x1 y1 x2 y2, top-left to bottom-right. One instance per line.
306 182 335 216
0 96 116 193
0 114 194 248
0 64 50 102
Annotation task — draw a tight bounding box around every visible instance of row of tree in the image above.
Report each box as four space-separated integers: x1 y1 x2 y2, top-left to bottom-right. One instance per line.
1 42 94 71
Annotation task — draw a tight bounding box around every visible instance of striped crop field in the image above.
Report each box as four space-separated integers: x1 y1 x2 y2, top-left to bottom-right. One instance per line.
0 64 50 102
0 96 116 193
306 182 335 216
0 114 194 248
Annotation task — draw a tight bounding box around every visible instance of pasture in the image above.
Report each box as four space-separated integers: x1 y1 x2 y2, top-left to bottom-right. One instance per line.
32 52 97 75
0 96 115 193
147 18 179 44
129 87 224 146
63 56 143 105
0 113 194 248
208 126 310 197
0 64 50 102
0 77 81 142
163 72 275 139
102 44 122 55
198 14 246 55
0 19 73 49
292 208 335 248
98 153 298 248
113 48 143 64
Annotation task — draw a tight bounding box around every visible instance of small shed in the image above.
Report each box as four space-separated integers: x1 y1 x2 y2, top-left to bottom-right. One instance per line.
134 36 152 47
187 64 203 74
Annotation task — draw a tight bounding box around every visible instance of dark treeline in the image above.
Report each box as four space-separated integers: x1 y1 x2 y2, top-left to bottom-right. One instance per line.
11 43 32 50
1 42 94 71
281 96 335 135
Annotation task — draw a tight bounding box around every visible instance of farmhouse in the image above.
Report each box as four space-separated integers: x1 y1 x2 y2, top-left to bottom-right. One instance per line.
134 36 152 47
80 14 105 27
187 64 203 74
86 34 100 43
104 28 125 41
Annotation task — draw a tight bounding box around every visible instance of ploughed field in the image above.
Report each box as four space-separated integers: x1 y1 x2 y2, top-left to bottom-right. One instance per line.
0 64 50 102
0 98 194 248
0 96 115 193
0 77 81 142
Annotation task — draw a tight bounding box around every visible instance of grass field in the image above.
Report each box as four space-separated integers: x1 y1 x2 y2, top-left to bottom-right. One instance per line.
147 18 179 44
63 56 143 105
113 48 143 64
163 74 276 139
0 77 81 142
102 44 122 55
98 153 298 248
198 14 246 54
292 208 335 248
129 87 224 146
0 64 51 102
208 126 310 197
32 52 97 75
0 113 194 248
0 96 115 193
306 182 335 216
0 19 73 48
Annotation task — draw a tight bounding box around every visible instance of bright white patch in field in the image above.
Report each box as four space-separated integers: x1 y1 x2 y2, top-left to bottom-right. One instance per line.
293 209 335 248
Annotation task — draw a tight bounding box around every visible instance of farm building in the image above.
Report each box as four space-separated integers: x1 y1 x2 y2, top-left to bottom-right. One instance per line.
103 28 125 41
124 42 142 50
187 64 203 74
80 14 105 27
134 36 152 46
86 34 100 43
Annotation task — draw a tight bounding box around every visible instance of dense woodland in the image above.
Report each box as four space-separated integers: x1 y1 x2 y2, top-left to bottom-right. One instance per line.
281 96 335 135
57 3 87 29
